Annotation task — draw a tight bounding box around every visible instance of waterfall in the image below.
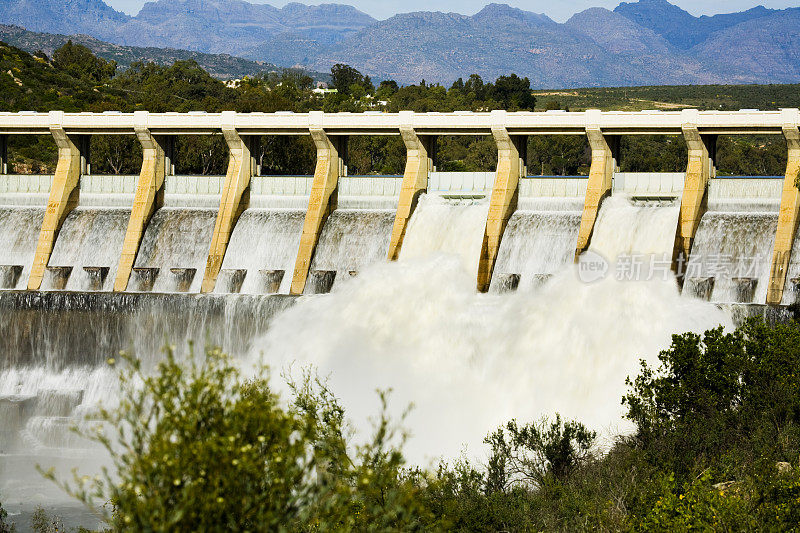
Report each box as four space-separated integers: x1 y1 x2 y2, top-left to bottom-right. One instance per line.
309 209 395 292
589 195 680 258
0 291 295 519
255 193 729 465
44 208 130 292
218 208 306 294
686 208 778 304
399 194 490 278
1 180 783 526
133 208 218 293
0 207 45 290
490 201 582 292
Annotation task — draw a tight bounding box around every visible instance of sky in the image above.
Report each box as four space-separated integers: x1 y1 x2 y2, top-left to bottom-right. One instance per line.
105 0 799 21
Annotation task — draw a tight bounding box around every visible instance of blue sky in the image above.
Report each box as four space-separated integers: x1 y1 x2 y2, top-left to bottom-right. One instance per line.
106 0 798 21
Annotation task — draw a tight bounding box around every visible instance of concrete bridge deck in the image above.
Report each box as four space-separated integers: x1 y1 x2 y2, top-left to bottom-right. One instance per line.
0 109 798 302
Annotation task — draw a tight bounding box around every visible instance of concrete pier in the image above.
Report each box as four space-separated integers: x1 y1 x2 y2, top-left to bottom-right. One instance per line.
478 111 526 292
290 115 347 295
673 110 717 276
28 111 84 290
575 112 619 261
388 113 435 261
767 110 800 305
202 112 257 293
114 112 167 291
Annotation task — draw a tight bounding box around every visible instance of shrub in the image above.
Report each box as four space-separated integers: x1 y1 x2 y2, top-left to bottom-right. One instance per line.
45 345 425 532
623 319 800 481
485 414 596 492
0 500 14 533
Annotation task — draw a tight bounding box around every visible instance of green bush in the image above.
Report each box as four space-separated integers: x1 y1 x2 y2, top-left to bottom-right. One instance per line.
0 500 14 533
46 345 428 532
623 319 800 482
42 318 800 531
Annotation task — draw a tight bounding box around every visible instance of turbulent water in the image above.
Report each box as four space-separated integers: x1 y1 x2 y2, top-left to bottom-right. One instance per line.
0 207 45 290
44 208 130 292
255 195 730 464
218 208 306 294
133 208 218 293
0 292 295 529
491 202 582 292
0 188 773 528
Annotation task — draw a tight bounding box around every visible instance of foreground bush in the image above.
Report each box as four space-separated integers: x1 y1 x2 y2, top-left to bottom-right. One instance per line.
47 318 800 531
47 345 428 531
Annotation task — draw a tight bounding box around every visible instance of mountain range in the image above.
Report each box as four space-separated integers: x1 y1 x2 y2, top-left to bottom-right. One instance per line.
0 24 286 79
0 0 798 87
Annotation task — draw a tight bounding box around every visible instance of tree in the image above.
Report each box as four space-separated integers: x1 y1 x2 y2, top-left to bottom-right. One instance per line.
330 63 364 95
485 415 596 492
487 74 536 111
45 345 428 531
463 74 485 100
52 41 116 83
624 319 800 482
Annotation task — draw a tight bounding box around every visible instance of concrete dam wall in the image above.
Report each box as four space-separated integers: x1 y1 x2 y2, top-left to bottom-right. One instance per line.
1 109 799 523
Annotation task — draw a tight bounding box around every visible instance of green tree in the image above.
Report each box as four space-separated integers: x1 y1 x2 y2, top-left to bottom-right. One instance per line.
52 41 116 83
46 346 430 532
330 64 364 96
486 74 536 111
624 319 800 482
485 415 596 493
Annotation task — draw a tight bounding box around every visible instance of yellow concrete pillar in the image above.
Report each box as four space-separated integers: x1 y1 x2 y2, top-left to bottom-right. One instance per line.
766 110 800 305
201 113 255 293
477 112 526 292
388 113 434 261
28 111 83 290
114 111 167 291
290 115 345 295
672 111 716 274
575 111 618 261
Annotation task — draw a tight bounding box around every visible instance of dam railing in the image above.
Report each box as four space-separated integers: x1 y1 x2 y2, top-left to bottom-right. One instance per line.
0 109 798 303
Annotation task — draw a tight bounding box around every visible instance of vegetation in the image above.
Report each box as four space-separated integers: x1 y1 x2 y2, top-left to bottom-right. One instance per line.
6 318 792 531
0 501 13 533
2 40 796 177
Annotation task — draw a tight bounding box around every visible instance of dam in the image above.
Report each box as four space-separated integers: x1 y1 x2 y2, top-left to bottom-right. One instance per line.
1 108 799 520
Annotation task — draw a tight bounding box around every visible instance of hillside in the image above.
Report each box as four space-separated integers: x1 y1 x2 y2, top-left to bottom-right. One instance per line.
531 84 800 112
0 40 127 112
0 0 375 59
0 25 284 80
1 0 798 86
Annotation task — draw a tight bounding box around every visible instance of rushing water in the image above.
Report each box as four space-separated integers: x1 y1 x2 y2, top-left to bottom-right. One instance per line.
133 208 218 293
255 195 730 464
0 207 45 290
218 208 306 294
491 202 582 292
44 208 130 292
0 187 779 529
309 209 395 292
0 292 295 529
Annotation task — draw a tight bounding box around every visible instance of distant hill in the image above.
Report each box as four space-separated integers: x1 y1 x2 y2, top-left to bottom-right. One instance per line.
614 0 776 49
0 0 375 59
309 4 721 86
0 25 328 81
1 0 799 86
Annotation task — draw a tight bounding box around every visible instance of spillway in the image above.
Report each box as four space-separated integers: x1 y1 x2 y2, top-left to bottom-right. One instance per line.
491 199 583 292
0 207 45 290
0 172 792 529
